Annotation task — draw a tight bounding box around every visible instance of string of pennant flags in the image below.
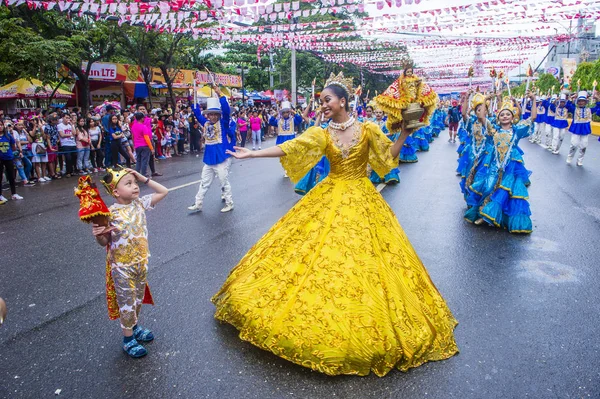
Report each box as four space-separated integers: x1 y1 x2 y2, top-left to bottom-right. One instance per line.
1 0 594 93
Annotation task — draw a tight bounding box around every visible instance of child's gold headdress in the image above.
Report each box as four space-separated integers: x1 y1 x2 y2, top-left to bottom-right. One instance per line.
101 166 131 197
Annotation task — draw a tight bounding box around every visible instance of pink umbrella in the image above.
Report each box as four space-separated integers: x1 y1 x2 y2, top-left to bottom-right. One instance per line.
94 100 121 114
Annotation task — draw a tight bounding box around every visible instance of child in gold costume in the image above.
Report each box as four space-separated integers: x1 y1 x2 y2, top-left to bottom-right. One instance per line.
212 72 458 377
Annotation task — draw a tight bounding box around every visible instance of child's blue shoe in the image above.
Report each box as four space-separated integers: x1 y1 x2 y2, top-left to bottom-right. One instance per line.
123 338 147 358
133 325 154 342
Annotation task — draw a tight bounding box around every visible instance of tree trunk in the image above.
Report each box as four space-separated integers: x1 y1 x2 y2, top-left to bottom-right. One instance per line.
79 75 90 115
141 67 154 109
48 77 67 106
160 66 177 111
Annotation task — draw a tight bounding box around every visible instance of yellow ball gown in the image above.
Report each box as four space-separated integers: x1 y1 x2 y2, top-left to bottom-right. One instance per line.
211 121 458 377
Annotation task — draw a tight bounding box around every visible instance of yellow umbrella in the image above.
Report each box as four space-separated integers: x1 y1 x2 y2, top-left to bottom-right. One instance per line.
0 78 73 99
196 85 231 98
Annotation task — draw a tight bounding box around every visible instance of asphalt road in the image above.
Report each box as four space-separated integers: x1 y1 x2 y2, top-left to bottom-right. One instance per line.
1 130 599 399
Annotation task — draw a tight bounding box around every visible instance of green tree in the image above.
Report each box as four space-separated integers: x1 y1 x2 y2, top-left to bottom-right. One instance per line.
0 7 74 102
534 73 561 95
6 6 119 113
571 60 600 91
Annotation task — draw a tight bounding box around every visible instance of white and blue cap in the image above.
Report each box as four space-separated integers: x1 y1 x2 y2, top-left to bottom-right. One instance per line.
551 94 558 100
577 91 588 101
280 101 292 112
203 97 222 115
559 93 567 101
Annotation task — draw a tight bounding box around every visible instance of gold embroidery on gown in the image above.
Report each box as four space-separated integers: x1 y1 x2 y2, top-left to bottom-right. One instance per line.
211 122 458 376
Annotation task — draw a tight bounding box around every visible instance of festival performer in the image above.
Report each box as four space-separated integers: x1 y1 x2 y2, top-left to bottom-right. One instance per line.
457 92 493 200
212 72 458 377
542 94 557 149
369 106 400 185
465 92 536 234
189 86 236 213
530 96 546 144
521 98 532 121
564 91 600 166
89 168 168 358
270 101 309 177
550 94 569 154
294 100 331 196
413 126 430 151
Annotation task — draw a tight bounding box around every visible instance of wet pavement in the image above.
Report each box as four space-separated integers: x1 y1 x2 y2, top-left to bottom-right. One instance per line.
1 131 599 399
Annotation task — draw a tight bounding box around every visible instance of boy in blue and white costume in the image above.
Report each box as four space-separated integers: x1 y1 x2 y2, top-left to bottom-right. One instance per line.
270 101 305 177
541 94 557 149
530 96 546 144
189 87 236 213
550 94 569 154
271 101 303 145
521 98 532 121
565 91 600 166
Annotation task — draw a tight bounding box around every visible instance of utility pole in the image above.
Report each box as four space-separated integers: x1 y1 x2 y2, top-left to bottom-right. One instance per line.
291 47 297 106
567 20 573 59
269 51 274 89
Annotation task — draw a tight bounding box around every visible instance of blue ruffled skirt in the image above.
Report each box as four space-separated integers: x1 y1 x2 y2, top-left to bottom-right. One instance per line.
569 123 591 135
294 156 330 196
413 128 430 151
479 160 532 233
276 134 296 145
400 135 418 163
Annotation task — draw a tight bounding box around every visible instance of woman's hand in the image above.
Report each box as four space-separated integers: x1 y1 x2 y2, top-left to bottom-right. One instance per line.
226 146 253 159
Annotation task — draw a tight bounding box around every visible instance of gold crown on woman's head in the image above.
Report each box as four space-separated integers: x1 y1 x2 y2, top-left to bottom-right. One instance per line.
470 93 486 111
497 96 517 115
101 166 131 197
325 72 354 95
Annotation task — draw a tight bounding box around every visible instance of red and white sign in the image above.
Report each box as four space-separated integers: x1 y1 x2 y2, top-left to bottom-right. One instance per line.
82 62 118 81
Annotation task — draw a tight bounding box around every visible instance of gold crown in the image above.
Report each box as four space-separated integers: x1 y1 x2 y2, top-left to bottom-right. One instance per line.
402 58 415 72
497 96 519 121
101 166 131 197
470 93 486 111
325 72 354 95
367 100 382 111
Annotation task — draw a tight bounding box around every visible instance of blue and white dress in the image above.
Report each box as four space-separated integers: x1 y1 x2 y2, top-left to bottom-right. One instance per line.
413 126 430 152
457 116 491 200
465 120 533 233
369 119 400 185
294 120 330 195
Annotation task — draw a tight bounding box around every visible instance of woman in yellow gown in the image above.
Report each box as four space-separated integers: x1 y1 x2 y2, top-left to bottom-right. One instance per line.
213 73 458 377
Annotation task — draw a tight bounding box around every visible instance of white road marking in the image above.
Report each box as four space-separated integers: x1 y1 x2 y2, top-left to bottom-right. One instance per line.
168 179 388 193
168 179 202 192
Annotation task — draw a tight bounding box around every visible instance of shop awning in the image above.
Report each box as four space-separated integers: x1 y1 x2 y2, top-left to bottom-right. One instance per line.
0 78 74 99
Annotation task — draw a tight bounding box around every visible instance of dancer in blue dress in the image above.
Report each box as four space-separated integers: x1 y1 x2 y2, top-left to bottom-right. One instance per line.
294 110 330 195
456 92 492 200
465 92 537 234
413 126 430 151
369 107 400 185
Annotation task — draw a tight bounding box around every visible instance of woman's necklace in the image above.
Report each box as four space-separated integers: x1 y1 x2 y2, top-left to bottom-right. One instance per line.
328 120 360 159
328 116 355 131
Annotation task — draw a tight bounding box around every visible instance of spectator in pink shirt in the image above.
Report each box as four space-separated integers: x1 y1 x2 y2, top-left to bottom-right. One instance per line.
132 112 154 177
249 111 262 150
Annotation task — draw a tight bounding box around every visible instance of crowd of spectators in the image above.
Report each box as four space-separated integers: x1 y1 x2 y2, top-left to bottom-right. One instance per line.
0 99 308 204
